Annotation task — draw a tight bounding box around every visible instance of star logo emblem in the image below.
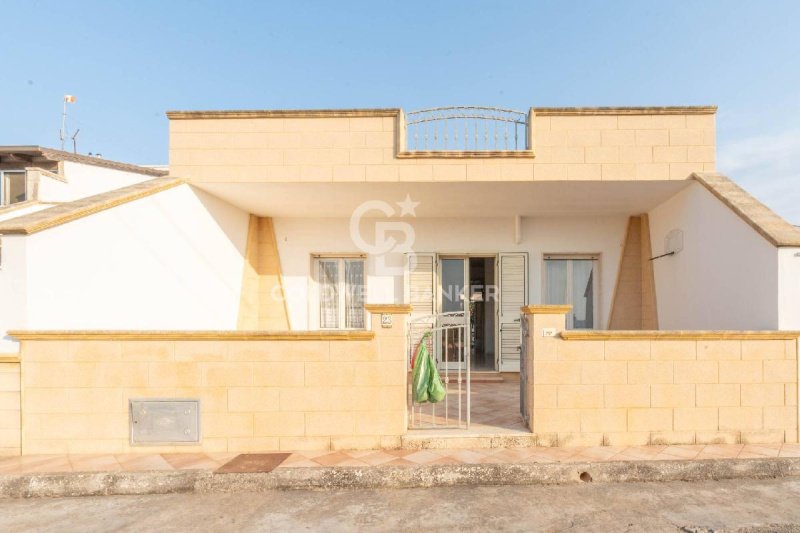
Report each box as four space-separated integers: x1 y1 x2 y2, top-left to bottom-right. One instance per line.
396 194 420 217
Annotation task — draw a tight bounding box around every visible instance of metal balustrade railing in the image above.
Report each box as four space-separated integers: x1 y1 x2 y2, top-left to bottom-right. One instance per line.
404 106 529 151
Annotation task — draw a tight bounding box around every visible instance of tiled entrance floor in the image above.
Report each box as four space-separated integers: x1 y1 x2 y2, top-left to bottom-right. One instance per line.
410 377 529 434
1 444 799 474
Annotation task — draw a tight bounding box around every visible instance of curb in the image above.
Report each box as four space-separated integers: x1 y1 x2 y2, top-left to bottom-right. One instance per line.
1 457 799 498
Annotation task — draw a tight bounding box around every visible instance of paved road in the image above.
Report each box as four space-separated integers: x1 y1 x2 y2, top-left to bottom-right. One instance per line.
1 478 800 532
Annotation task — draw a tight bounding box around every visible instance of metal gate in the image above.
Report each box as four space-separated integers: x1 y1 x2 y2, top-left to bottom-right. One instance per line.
407 310 470 429
519 313 530 427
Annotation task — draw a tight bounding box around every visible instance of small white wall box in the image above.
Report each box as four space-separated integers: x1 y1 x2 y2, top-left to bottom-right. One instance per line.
129 399 200 445
381 313 393 328
542 328 557 337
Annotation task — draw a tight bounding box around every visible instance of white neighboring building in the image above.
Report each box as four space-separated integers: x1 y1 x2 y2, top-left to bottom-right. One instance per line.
0 146 166 218
0 146 167 352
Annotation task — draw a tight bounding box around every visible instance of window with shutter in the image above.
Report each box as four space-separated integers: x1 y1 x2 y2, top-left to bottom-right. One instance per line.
312 256 366 329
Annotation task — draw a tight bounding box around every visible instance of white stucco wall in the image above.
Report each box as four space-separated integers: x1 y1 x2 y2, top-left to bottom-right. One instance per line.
35 173 71 202
54 161 154 201
0 236 27 353
778 247 800 330
648 182 781 330
0 185 249 351
274 215 628 330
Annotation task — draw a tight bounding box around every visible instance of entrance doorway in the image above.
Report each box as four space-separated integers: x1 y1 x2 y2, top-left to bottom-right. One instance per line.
406 251 530 434
438 256 496 372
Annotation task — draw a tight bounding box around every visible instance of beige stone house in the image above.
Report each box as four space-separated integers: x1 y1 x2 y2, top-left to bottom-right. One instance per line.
0 105 798 455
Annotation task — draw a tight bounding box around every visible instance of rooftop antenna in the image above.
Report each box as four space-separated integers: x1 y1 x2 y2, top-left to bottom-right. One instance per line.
60 95 76 150
71 129 80 154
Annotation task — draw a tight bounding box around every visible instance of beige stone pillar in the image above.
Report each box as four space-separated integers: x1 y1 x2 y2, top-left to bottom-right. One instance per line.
365 304 412 443
521 305 571 437
237 216 290 330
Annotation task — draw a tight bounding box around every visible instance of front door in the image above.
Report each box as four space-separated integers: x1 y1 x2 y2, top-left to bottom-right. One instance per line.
438 256 497 372
439 258 467 370
408 252 528 373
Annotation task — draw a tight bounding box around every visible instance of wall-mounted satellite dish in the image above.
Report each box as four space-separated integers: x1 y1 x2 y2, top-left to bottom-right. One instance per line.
650 228 683 261
665 229 684 255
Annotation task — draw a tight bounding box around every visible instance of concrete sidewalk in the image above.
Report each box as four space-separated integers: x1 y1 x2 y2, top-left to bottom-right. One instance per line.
1 443 800 498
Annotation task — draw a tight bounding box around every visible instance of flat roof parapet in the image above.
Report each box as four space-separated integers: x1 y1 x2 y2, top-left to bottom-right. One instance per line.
165 105 717 120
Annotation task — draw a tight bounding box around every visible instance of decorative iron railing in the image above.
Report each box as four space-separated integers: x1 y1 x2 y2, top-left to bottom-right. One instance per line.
404 106 529 151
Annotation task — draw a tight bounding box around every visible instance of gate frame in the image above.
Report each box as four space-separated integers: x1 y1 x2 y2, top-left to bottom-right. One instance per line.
407 309 471 430
519 312 530 428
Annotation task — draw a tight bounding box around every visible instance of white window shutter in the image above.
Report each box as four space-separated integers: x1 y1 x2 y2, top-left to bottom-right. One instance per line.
405 253 436 356
406 253 436 316
498 253 528 372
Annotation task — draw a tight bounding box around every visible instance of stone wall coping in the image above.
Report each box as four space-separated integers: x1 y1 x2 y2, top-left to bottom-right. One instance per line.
0 178 185 235
0 199 42 216
532 106 717 116
561 330 800 341
25 166 68 183
521 305 573 315
166 108 402 120
692 172 800 247
7 330 376 341
166 106 717 120
0 146 168 177
364 304 413 314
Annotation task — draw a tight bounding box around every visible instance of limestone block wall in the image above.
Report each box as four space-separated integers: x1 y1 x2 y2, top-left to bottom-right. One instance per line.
168 107 716 183
523 306 799 447
608 215 658 329
237 215 290 330
12 308 408 455
0 360 20 456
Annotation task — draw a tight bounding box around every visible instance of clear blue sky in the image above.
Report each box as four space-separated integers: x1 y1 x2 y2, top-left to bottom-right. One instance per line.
2 0 799 222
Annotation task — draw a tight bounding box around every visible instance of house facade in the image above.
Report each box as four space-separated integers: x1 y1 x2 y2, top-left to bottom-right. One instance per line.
0 106 798 455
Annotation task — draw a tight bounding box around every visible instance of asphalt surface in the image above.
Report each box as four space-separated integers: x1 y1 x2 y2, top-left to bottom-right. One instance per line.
1 478 800 532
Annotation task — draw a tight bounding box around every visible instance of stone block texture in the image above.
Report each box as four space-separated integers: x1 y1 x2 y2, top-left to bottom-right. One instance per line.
17 314 407 455
608 215 658 329
169 110 716 183
237 215 289 330
524 310 799 447
0 362 20 455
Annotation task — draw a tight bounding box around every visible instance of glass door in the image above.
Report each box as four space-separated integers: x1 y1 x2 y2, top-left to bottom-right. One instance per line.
438 258 466 369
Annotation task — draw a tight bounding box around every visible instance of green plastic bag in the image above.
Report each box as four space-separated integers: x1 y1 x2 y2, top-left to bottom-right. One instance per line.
427 357 446 403
411 332 447 404
411 334 431 403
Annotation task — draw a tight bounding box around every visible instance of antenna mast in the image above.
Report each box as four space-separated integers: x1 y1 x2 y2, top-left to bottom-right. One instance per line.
60 95 76 150
71 129 80 154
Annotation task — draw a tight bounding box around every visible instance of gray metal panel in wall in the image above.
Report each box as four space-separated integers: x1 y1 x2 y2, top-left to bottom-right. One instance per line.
129 399 200 445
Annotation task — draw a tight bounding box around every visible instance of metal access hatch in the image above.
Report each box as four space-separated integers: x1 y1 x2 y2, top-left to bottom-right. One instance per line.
129 399 200 445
